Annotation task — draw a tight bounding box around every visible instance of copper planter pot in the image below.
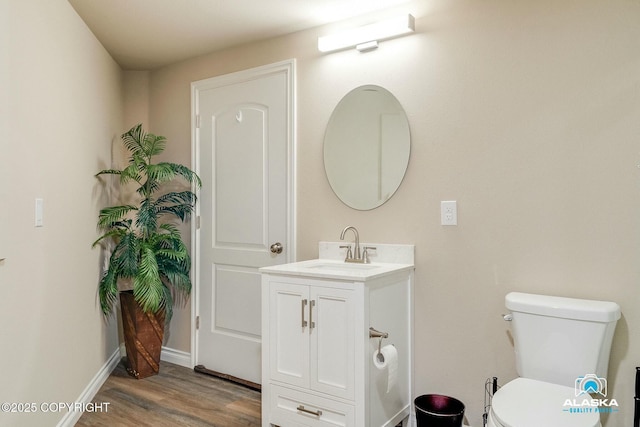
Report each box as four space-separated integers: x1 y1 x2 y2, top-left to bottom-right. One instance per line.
120 291 166 379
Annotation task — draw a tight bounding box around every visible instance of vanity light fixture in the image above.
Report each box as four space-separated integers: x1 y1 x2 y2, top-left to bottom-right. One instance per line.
318 14 415 53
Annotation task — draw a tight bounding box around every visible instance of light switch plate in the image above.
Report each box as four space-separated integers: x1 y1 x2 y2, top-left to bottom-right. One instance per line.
35 198 43 227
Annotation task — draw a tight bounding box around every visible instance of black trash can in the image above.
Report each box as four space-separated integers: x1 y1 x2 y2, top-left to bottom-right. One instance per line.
414 394 465 427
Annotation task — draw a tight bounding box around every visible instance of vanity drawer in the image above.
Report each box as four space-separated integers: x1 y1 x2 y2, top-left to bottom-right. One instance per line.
269 384 355 427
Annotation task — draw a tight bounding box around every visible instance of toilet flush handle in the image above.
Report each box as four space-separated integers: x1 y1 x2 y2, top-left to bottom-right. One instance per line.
502 313 513 321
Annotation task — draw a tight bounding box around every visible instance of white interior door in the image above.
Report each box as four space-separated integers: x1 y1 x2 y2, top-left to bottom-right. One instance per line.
193 60 295 385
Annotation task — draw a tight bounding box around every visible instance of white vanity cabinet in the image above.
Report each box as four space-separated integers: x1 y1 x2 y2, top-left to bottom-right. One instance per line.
260 242 414 427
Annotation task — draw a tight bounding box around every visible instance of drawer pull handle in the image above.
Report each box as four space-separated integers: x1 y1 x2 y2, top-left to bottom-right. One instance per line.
297 405 322 417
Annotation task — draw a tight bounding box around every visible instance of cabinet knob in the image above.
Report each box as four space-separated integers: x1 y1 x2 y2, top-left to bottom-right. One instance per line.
270 242 283 254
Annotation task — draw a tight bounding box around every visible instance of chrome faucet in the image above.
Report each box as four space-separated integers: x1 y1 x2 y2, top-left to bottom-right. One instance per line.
340 226 361 263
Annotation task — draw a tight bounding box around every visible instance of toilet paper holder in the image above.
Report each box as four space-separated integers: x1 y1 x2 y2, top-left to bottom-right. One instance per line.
369 327 389 358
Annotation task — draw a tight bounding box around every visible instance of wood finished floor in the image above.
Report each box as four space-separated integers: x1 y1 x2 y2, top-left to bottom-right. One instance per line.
76 360 261 427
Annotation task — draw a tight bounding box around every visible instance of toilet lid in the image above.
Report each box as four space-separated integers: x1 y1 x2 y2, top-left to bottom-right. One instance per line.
491 378 600 427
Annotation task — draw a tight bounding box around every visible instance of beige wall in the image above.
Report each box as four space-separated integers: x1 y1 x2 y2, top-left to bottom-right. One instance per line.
0 0 122 425
123 71 150 130
11 1 638 425
144 1 640 425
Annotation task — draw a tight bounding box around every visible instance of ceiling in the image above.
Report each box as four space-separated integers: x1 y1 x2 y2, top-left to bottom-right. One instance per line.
68 0 427 70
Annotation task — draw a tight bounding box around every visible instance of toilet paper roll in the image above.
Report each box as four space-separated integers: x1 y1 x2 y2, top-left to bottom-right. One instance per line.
373 344 398 393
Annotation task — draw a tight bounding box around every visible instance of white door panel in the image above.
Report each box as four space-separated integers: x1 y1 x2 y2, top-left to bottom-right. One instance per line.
193 60 295 385
213 105 267 248
213 265 262 338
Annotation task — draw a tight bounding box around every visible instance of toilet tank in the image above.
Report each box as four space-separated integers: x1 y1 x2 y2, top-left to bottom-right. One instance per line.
506 292 620 388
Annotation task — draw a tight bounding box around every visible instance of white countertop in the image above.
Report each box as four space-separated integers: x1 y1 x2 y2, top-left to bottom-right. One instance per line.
259 258 413 281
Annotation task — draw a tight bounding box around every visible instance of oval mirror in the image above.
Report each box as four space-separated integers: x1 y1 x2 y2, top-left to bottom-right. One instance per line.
324 85 411 210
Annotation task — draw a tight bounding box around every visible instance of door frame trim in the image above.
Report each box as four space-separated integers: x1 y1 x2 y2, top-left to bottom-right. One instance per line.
190 59 297 368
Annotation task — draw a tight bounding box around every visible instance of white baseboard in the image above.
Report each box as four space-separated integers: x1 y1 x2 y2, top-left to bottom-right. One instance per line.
57 348 121 427
120 342 191 368
161 346 192 368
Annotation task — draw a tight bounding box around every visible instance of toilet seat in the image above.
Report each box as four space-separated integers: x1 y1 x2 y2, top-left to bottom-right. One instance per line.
489 378 600 427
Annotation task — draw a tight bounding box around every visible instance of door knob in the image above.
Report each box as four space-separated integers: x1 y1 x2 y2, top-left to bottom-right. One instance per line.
270 242 283 254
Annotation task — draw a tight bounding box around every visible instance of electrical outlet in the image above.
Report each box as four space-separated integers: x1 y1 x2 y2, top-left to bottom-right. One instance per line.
441 201 457 226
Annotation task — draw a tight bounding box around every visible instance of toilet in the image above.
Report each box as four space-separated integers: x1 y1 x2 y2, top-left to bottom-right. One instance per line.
488 292 621 427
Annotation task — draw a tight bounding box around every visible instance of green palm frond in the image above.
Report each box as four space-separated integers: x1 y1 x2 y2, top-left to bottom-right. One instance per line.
133 245 164 313
138 180 160 199
136 198 159 236
157 192 197 219
155 248 184 262
169 163 202 188
95 169 122 178
97 205 137 229
142 134 167 157
121 124 147 157
120 162 142 185
98 256 119 315
162 270 191 319
156 191 197 206
114 232 140 277
156 203 195 221
94 124 200 317
157 239 191 273
131 152 148 171
158 223 181 236
146 163 176 183
92 228 128 248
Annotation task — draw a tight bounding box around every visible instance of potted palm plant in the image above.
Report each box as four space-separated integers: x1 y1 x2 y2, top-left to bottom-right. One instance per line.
93 124 201 379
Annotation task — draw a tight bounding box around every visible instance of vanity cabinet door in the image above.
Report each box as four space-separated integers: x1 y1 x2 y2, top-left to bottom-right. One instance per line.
269 281 310 389
309 287 355 400
268 280 355 400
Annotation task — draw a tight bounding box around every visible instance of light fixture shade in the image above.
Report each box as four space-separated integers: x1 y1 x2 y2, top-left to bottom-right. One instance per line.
318 14 415 53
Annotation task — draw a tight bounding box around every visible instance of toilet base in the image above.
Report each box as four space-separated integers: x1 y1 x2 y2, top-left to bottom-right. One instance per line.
488 378 603 427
